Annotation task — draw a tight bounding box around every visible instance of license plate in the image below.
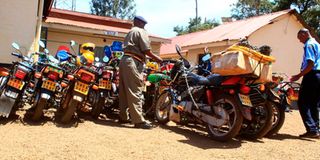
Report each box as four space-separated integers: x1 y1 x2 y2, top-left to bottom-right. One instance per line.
99 79 112 90
7 78 25 90
41 80 56 92
74 81 89 95
238 94 253 107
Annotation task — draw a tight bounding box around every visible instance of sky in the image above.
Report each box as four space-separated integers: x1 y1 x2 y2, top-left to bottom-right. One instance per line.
55 0 237 38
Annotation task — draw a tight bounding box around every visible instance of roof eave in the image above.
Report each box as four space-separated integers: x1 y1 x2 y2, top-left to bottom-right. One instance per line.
183 39 240 50
43 22 128 38
290 10 320 43
43 21 170 43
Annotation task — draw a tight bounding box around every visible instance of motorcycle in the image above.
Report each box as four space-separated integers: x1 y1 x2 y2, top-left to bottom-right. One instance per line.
205 44 273 139
154 45 244 142
0 42 35 117
28 54 66 121
90 43 123 118
59 41 102 123
91 56 116 119
143 61 172 118
60 60 100 123
264 73 300 136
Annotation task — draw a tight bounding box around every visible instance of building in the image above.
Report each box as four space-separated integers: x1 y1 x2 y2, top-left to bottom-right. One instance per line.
43 8 169 60
0 1 169 66
160 9 319 76
0 0 53 66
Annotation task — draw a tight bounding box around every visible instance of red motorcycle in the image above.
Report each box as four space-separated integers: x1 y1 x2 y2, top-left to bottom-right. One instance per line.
154 45 244 142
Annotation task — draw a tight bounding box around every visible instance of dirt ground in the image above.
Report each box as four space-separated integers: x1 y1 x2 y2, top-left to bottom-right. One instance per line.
0 109 319 160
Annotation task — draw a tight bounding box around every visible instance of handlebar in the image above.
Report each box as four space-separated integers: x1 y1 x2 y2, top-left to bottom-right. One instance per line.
11 52 22 59
279 81 300 89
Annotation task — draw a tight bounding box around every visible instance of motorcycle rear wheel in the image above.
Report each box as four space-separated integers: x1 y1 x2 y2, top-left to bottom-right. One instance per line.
91 95 104 119
154 91 172 124
31 92 47 121
61 99 78 124
207 95 243 142
265 101 285 137
240 102 273 139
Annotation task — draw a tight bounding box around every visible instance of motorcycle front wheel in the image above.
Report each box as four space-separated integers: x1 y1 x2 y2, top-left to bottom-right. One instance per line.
207 95 243 142
0 76 8 95
154 91 172 124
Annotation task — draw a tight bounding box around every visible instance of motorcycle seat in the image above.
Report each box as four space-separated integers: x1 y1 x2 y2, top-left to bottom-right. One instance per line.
187 73 224 86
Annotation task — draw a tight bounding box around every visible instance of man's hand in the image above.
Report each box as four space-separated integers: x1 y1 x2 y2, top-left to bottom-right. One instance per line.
290 60 314 82
290 74 301 82
145 50 162 63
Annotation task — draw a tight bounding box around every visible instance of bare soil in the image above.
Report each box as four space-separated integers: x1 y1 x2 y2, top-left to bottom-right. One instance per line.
0 109 319 160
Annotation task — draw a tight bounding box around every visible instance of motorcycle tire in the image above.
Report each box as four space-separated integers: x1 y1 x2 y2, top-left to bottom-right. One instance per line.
154 91 172 124
61 87 72 110
265 101 285 137
91 96 105 119
0 76 8 95
207 95 243 142
31 93 47 121
60 99 78 124
240 102 273 139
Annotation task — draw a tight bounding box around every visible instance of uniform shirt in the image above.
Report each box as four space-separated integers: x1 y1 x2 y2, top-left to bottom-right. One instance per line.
123 26 151 60
301 38 320 71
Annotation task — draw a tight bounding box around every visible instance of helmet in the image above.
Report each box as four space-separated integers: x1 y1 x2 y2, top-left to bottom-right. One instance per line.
56 45 71 62
57 45 70 53
104 46 112 58
146 61 159 71
56 50 70 62
80 43 95 54
76 50 94 66
111 41 123 52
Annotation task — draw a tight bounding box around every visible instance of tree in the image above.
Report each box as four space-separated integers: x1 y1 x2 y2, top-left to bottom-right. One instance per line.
273 0 320 36
90 0 136 19
173 17 220 36
231 0 320 36
231 0 274 20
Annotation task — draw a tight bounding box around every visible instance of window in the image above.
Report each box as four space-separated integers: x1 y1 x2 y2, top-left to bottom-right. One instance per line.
94 46 105 60
40 27 48 47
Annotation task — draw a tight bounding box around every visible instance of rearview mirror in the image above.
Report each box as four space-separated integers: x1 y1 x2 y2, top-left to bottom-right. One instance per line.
12 42 20 50
70 40 76 46
44 49 49 54
39 41 45 48
175 44 182 56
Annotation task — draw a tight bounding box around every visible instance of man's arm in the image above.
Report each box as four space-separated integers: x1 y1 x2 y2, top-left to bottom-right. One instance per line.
144 50 162 63
290 60 314 81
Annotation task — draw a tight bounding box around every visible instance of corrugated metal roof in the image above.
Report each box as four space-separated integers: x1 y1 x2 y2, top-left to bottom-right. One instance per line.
45 9 170 43
45 17 131 33
160 9 293 55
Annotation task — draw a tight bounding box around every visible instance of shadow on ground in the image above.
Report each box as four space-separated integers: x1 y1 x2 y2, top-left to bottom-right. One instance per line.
266 133 316 142
159 124 243 149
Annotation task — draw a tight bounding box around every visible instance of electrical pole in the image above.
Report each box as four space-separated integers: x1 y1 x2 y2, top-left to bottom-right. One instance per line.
195 0 198 29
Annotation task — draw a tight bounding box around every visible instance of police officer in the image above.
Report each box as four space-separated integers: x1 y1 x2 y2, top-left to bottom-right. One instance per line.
291 28 320 138
118 16 162 129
